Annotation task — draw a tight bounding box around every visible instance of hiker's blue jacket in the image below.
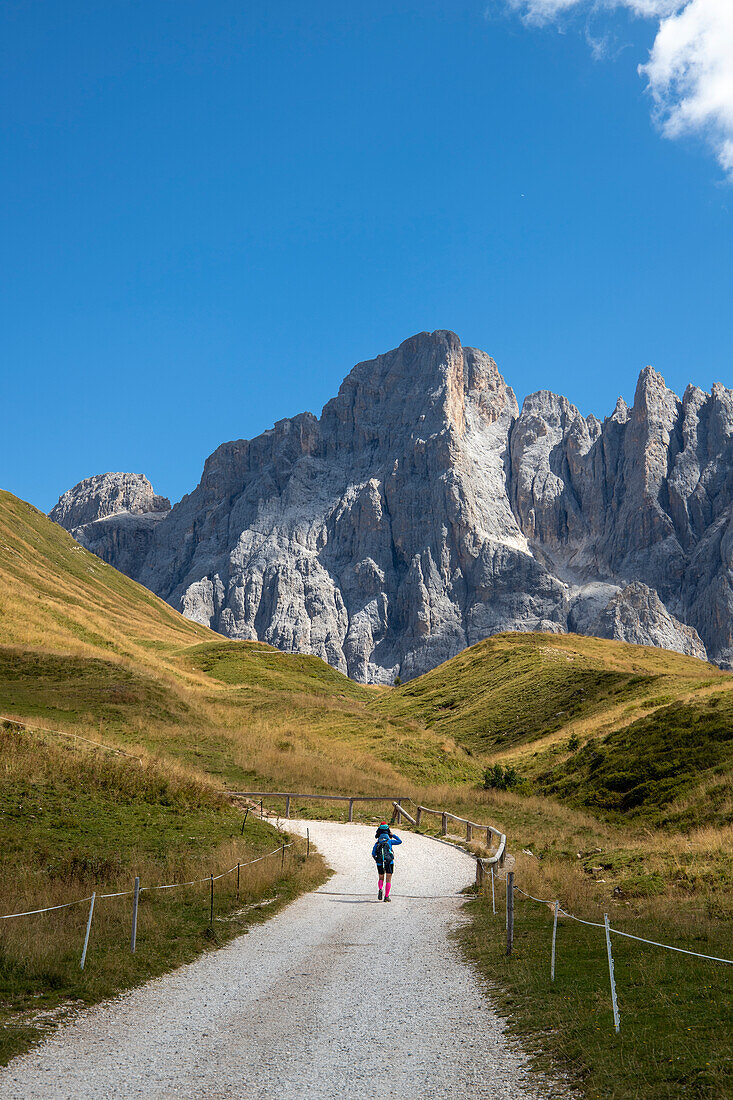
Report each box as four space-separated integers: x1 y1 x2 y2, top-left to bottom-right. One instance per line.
372 834 402 861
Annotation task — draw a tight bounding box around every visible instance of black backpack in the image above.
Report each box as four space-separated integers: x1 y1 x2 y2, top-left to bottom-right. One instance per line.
376 836 391 863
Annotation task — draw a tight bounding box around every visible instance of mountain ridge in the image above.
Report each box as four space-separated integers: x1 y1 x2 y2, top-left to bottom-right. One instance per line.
50 330 732 681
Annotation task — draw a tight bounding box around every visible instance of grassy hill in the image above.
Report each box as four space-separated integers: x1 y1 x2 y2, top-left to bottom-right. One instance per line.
379 632 733 826
4 486 732 824
0 492 340 1061
381 631 725 751
0 491 476 791
3 488 733 1094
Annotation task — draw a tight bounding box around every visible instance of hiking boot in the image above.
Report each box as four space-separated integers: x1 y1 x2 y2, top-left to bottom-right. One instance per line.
378 888 383 900
384 895 391 902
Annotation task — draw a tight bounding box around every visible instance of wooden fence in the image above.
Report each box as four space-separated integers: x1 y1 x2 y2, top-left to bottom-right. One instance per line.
399 804 505 856
230 791 410 823
231 791 507 872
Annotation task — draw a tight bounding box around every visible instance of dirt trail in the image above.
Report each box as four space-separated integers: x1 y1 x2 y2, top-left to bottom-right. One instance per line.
0 821 560 1099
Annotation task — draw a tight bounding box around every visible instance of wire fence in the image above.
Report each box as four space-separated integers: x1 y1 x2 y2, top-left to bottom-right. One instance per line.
495 872 733 1034
0 840 298 970
392 796 733 1036
6 767 730 1038
511 883 733 965
0 843 294 921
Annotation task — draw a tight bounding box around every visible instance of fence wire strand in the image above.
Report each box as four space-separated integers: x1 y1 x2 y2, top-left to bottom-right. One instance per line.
557 907 606 930
607 925 733 965
0 896 94 920
511 884 733 963
514 885 556 906
0 844 295 919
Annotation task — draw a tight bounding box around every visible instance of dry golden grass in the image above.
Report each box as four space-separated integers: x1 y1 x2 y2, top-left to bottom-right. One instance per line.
0 491 478 792
0 718 329 1064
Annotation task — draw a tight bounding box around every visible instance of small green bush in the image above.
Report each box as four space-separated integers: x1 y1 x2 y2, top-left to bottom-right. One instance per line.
483 763 519 791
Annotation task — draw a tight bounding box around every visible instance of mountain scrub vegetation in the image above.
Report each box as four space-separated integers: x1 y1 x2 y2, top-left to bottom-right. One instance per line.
2 488 732 1095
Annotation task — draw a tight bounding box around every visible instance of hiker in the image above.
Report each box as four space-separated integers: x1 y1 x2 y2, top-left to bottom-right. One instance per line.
372 821 402 902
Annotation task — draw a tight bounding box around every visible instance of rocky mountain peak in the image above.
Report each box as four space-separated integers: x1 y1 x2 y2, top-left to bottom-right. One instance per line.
632 365 680 425
50 473 170 529
50 332 732 679
320 331 515 456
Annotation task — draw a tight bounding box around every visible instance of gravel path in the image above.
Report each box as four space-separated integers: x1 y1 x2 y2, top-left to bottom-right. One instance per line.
0 821 560 1099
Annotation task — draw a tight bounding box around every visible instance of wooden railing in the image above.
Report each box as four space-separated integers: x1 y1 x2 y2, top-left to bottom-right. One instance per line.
230 791 408 823
231 791 507 871
392 802 506 868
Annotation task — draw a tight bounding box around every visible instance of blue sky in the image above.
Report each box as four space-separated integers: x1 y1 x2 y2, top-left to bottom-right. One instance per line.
2 0 731 512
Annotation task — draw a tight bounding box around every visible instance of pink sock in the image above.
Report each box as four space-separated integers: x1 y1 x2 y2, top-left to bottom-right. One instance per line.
378 878 384 890
385 882 391 898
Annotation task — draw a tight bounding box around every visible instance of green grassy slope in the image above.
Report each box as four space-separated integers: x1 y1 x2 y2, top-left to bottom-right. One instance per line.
379 632 724 749
189 639 369 697
0 491 477 790
377 632 733 824
0 491 212 658
535 692 733 828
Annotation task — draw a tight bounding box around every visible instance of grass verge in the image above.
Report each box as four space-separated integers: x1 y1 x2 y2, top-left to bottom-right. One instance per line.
459 886 733 1100
0 723 328 1066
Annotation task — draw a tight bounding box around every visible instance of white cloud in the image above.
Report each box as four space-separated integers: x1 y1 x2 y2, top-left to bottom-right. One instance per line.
505 0 685 24
503 0 733 179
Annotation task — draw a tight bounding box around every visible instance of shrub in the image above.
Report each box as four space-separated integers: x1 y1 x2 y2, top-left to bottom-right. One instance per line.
483 763 520 791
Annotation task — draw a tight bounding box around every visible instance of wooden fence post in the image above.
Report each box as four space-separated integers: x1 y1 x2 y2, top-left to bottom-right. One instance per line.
416 806 422 827
281 843 285 870
131 877 140 953
486 826 491 847
491 865 496 914
466 821 473 842
441 812 447 836
285 795 291 819
80 892 96 970
506 872 514 956
348 799 354 822
210 874 214 926
236 862 240 901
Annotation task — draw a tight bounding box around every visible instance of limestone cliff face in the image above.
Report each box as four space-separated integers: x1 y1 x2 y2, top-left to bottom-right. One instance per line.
52 331 732 679
508 365 733 666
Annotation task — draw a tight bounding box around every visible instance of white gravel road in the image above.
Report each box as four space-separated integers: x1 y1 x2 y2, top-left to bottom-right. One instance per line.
0 821 559 1099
